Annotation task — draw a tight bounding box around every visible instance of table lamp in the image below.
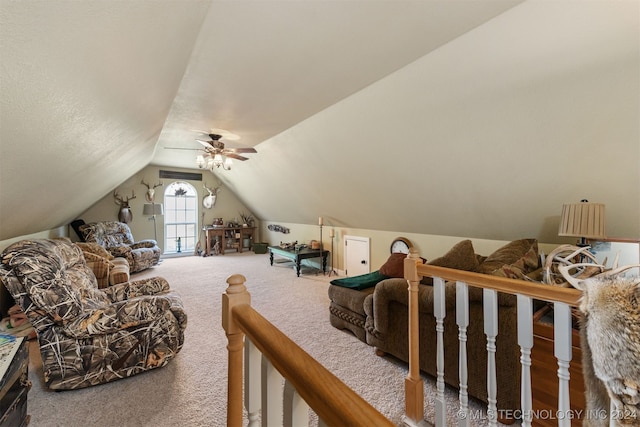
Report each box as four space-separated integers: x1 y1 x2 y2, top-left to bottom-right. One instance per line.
558 199 605 247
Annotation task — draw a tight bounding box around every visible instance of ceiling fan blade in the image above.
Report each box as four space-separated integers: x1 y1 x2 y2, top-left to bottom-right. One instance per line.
196 139 214 148
225 153 249 161
226 147 257 154
164 147 202 151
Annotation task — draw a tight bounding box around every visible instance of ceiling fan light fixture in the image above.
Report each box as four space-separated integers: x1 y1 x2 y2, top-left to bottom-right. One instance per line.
209 128 240 141
187 128 254 172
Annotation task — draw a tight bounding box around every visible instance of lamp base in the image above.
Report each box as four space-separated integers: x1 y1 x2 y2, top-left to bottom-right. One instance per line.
577 237 589 247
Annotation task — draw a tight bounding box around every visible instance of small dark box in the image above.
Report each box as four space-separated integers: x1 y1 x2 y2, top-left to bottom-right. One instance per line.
252 243 268 254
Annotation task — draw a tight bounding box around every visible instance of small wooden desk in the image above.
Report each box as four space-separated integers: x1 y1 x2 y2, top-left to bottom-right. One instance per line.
204 227 255 256
268 246 329 277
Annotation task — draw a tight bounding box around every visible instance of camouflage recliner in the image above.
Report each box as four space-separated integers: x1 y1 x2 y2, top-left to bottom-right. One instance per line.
0 238 186 390
79 221 161 273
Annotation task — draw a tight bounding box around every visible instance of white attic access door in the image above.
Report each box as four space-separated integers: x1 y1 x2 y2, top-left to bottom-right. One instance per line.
344 235 370 277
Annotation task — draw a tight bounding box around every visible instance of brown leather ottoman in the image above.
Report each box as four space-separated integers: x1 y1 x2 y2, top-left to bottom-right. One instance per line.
328 285 375 343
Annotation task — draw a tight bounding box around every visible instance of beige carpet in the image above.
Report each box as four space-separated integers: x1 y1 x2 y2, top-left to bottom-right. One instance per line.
25 252 496 427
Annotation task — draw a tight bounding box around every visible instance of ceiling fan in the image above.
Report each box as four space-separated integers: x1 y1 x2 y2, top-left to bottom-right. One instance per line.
166 129 257 171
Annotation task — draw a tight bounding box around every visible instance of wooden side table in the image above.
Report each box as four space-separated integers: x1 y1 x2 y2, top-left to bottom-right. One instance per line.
531 305 585 426
0 336 30 426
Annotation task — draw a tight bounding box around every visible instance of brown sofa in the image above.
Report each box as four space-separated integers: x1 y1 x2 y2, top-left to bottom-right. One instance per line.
329 238 541 414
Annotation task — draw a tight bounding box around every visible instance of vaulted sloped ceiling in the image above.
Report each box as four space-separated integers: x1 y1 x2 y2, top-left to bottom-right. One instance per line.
233 1 640 242
2 1 639 243
0 1 211 240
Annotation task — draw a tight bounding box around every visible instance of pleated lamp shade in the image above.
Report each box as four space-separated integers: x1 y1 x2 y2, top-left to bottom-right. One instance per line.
558 201 605 240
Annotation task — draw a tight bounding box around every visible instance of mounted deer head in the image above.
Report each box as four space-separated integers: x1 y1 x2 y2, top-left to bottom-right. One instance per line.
113 190 136 223
202 181 222 209
203 181 222 196
141 179 163 203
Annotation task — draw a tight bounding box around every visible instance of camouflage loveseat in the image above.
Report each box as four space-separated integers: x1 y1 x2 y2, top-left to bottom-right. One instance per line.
79 221 161 273
0 238 186 390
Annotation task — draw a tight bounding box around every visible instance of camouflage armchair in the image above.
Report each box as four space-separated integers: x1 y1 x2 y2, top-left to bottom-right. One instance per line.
79 221 161 273
0 238 186 390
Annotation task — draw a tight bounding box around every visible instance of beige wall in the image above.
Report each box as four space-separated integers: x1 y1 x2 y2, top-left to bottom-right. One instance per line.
71 165 256 252
3 217 636 279
260 221 640 275
260 221 565 274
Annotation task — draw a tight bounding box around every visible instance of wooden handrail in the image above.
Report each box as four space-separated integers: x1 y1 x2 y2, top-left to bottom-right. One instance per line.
417 264 582 306
223 274 393 427
232 303 394 427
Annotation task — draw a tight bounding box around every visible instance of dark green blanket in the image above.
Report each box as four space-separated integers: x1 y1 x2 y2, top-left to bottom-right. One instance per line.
330 270 390 290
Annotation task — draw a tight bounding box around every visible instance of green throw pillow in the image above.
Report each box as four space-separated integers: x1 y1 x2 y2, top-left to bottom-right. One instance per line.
330 271 390 290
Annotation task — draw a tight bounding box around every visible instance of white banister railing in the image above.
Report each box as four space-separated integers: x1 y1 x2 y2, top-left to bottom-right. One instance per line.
244 339 260 427
404 249 583 427
553 302 573 427
456 281 470 427
223 274 394 427
262 355 284 425
483 288 498 427
517 294 534 427
434 277 446 426
283 378 309 427
223 255 589 427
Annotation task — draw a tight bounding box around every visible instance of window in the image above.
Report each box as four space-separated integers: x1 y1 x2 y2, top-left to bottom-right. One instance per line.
164 182 198 254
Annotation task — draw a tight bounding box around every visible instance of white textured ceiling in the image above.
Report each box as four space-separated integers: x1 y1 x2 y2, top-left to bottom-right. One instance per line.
2 1 638 243
152 0 524 167
0 0 522 240
0 0 211 240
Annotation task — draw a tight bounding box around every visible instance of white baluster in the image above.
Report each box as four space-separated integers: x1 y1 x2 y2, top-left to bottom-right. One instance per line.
483 289 498 427
554 302 572 427
456 281 470 427
609 399 616 427
262 356 284 426
283 380 310 427
517 295 533 427
245 338 261 427
434 277 447 427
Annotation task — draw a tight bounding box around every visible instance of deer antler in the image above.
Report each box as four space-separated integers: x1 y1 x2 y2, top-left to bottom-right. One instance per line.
113 190 136 207
141 179 163 189
203 181 222 195
558 263 606 289
559 262 640 290
594 264 640 279
543 245 601 286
